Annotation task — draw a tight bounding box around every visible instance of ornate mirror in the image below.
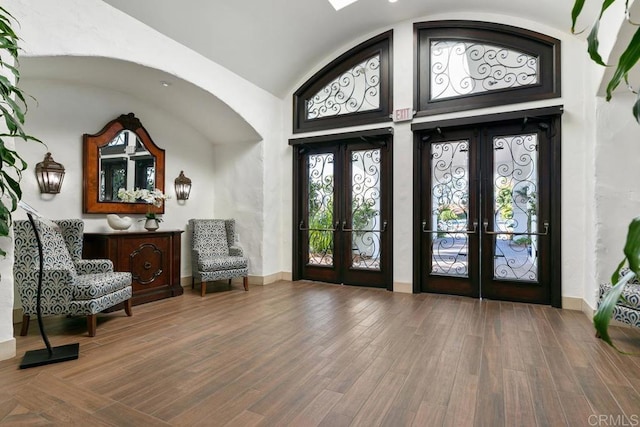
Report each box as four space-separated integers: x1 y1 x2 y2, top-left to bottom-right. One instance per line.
83 113 165 214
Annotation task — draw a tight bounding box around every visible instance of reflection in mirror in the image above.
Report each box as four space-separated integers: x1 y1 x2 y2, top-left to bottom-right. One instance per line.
99 130 156 202
83 113 165 214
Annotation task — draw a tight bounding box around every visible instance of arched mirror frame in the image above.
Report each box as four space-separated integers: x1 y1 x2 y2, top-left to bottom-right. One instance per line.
83 113 166 214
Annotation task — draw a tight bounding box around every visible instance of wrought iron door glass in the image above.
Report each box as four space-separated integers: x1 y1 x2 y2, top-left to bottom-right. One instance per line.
491 133 539 282
350 148 382 270
430 140 470 276
307 153 335 266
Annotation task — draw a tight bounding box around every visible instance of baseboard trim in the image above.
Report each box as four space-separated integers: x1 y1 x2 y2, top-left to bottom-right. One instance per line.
181 272 294 288
577 298 635 329
561 296 583 311
13 308 22 324
254 272 291 285
0 337 16 361
394 282 412 294
581 299 595 319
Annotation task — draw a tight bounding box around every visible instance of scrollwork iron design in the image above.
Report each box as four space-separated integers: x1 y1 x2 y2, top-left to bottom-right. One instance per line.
350 149 381 270
430 40 538 101
492 133 539 281
429 140 470 277
307 153 335 266
306 55 380 119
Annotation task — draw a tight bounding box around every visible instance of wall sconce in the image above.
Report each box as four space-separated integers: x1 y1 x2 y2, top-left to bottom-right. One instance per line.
174 170 192 200
35 152 65 194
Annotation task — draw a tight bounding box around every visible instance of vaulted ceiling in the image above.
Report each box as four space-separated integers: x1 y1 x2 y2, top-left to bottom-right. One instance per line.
101 0 596 98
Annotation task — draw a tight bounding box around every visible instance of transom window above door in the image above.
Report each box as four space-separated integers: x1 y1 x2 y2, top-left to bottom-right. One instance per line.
429 40 539 100
306 53 381 120
415 21 561 117
293 31 392 134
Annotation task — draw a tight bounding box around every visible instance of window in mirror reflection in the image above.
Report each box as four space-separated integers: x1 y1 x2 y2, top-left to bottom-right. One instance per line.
99 130 156 202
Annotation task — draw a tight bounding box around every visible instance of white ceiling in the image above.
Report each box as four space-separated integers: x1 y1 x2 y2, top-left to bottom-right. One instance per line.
21 56 261 144
100 0 595 98
21 1 602 145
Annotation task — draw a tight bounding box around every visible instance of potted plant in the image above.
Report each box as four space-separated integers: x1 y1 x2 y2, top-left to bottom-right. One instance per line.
117 188 169 231
572 0 640 350
0 6 41 256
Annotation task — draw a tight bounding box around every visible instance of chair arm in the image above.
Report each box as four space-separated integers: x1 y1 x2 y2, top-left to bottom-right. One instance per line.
75 259 114 274
229 245 244 257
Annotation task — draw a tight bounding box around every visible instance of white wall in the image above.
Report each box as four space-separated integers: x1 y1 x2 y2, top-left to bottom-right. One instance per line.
10 0 284 278
0 0 285 361
280 12 599 300
2 0 628 363
13 79 218 303
594 93 640 307
0 52 17 359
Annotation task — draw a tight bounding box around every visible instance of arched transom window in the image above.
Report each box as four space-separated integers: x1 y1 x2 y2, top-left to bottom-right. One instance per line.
415 21 560 116
293 31 392 133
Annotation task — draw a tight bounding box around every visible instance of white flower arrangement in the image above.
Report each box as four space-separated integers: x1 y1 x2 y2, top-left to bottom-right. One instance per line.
117 188 169 220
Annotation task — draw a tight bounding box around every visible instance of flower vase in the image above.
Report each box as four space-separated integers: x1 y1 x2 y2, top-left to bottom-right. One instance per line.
144 218 159 231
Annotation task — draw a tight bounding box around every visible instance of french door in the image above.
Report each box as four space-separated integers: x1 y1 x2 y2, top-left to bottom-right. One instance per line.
292 135 392 289
415 113 561 305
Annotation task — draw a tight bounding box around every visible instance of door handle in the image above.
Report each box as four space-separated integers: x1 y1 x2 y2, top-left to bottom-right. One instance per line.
341 220 388 232
482 220 549 236
299 220 338 232
422 220 478 234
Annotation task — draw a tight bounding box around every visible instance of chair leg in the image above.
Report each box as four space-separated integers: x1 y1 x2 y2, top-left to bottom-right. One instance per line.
20 314 30 336
191 277 194 289
243 276 249 291
124 299 133 317
201 281 206 297
87 314 97 337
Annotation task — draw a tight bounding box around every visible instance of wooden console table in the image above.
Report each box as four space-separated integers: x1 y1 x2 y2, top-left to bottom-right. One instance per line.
83 230 184 306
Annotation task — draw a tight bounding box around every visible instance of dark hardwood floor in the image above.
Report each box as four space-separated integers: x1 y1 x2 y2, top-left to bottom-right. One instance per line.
1 281 639 426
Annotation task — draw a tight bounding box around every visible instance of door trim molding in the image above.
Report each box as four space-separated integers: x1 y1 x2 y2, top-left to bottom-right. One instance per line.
413 106 563 307
292 129 394 290
289 127 394 146
411 105 563 132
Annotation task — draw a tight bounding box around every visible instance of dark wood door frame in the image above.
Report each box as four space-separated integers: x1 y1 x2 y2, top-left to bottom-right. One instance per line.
412 106 563 307
290 128 394 290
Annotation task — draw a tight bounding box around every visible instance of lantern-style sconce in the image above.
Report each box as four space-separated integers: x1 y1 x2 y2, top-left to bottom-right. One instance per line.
174 170 192 200
35 152 65 194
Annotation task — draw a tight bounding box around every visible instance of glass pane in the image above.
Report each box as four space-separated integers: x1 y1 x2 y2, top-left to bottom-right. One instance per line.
306 54 380 119
493 134 539 282
430 141 470 276
350 148 381 270
308 153 335 266
430 40 539 100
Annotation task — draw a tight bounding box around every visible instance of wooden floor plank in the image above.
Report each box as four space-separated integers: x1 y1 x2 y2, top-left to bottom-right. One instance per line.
287 389 343 427
442 373 478 427
503 369 536 427
0 281 638 427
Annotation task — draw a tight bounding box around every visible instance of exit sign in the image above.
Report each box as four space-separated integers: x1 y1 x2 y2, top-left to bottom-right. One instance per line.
393 108 413 122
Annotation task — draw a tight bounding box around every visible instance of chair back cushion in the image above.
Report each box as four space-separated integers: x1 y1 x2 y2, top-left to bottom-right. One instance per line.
53 219 84 261
14 219 77 275
190 219 229 257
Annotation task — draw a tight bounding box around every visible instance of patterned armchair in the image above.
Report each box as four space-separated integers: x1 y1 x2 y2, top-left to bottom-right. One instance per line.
598 267 640 329
189 219 249 296
13 218 133 337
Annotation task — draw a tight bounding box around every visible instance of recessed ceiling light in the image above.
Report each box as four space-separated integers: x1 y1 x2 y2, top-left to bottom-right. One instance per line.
327 0 359 11
389 0 398 3
160 81 171 87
